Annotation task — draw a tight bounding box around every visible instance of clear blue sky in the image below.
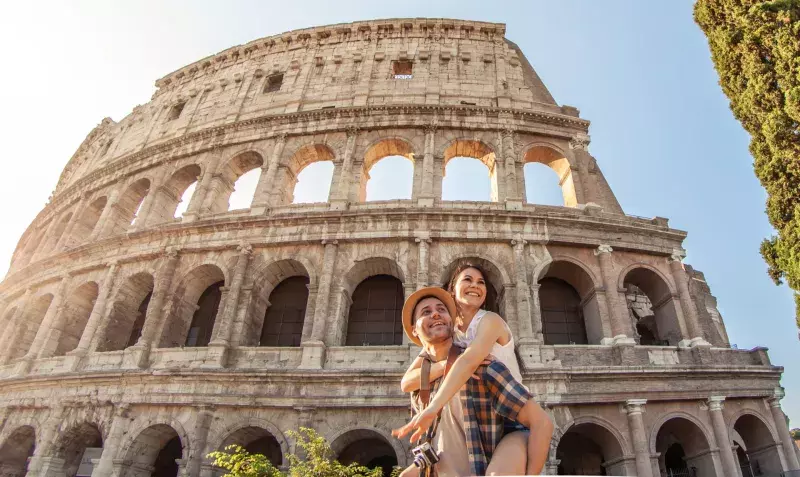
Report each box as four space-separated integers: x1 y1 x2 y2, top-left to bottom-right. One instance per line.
1 1 797 421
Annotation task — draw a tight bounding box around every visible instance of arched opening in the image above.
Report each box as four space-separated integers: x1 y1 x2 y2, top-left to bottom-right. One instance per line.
110 178 151 233
655 417 715 477
733 414 783 476
98 273 154 352
71 197 107 244
53 282 99 356
345 275 404 346
360 139 415 202
331 429 398 477
9 294 53 360
42 212 73 254
442 140 497 202
206 152 264 213
289 144 336 205
228 167 262 211
735 444 754 477
219 426 282 467
556 422 626 475
123 424 183 477
54 422 103 477
260 276 309 347
0 425 36 477
439 257 505 315
524 162 564 206
524 145 578 207
174 181 197 218
149 164 202 223
17 228 47 266
539 261 601 345
159 265 225 348
623 268 684 346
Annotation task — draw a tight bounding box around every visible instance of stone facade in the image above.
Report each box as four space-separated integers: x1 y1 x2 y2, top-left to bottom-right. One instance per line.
0 18 797 477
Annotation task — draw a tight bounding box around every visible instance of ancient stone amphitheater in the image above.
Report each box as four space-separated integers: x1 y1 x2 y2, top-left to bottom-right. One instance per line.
0 17 796 477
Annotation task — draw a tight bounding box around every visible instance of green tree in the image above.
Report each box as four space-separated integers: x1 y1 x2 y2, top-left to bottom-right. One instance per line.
207 427 391 477
791 427 800 439
694 0 800 332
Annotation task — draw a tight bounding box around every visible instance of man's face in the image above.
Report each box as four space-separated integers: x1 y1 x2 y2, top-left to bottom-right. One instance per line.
412 296 453 345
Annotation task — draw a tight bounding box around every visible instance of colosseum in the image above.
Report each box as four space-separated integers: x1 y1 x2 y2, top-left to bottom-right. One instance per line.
0 17 797 477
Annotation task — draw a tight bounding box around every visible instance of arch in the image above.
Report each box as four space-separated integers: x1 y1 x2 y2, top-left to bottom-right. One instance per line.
159 264 226 348
52 422 103 477
343 257 406 296
621 265 684 345
16 227 47 266
260 276 309 347
9 293 53 360
442 139 498 202
69 196 107 245
345 274 404 346
107 177 151 234
118 417 191 463
121 424 184 477
150 164 202 224
218 426 284 466
650 413 717 477
359 137 415 202
208 151 265 213
41 211 73 255
523 143 578 207
53 281 99 356
97 272 154 352
282 143 336 206
0 425 36 476
209 418 289 466
555 419 628 475
538 259 603 344
732 412 784 476
330 427 404 475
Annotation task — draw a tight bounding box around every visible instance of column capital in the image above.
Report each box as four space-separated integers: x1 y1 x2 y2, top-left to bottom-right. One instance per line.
707 396 726 411
768 388 785 406
345 126 359 138
569 135 591 151
424 122 438 134
275 133 288 144
237 242 253 256
625 399 647 414
594 244 613 255
669 248 686 263
511 238 527 248
501 127 516 139
415 237 432 244
321 239 338 246
164 247 181 259
113 402 132 418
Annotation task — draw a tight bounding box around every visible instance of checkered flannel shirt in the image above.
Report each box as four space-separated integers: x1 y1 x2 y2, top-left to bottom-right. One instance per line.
411 347 534 476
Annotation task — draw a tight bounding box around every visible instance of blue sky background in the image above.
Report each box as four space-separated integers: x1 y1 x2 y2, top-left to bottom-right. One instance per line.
0 1 797 421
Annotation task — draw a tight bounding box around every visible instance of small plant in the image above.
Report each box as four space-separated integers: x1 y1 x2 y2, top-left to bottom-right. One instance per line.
207 427 386 477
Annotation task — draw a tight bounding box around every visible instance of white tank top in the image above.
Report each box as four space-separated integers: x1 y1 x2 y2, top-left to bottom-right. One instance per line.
453 309 524 384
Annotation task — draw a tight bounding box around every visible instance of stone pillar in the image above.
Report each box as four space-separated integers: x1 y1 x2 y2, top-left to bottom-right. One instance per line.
55 195 89 250
625 399 654 477
415 236 431 289
21 275 71 368
207 244 253 367
252 135 287 214
529 283 544 341
183 149 223 221
567 137 590 205
89 189 120 241
502 128 522 210
769 389 800 470
594 245 635 344
511 238 535 344
418 124 437 207
74 262 119 353
0 289 31 364
668 249 710 346
27 405 66 475
187 407 215 477
707 396 739 476
301 240 337 368
129 249 181 368
129 180 159 230
330 127 358 209
91 403 131 477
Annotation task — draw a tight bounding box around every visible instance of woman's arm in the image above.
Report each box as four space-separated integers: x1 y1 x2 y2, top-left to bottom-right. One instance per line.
400 356 446 393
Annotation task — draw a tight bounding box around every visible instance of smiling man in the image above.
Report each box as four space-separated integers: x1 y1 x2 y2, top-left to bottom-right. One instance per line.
393 287 553 476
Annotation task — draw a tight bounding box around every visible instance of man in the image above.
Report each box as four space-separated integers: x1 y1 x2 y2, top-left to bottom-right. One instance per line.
393 287 553 476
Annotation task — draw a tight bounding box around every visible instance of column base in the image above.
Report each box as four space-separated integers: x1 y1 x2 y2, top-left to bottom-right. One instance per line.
181 212 198 223
517 342 560 369
13 356 33 376
123 344 151 369
329 199 349 211
678 337 712 349
199 342 230 369
504 198 523 211
601 335 637 347
249 205 268 215
62 349 88 372
299 341 326 369
417 197 435 207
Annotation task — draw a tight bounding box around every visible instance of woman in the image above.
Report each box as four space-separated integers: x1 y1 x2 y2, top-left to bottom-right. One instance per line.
398 262 550 475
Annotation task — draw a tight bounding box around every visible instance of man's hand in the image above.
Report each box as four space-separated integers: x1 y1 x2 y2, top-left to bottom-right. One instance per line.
392 406 438 443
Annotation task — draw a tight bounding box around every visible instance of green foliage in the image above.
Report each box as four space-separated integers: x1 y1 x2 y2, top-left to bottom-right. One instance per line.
207 427 387 477
694 0 800 332
791 427 800 439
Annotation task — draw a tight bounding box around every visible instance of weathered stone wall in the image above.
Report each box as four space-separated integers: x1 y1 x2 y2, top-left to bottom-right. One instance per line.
0 18 795 477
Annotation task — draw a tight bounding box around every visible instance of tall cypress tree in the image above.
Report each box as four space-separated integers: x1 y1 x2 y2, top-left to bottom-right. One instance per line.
694 0 800 333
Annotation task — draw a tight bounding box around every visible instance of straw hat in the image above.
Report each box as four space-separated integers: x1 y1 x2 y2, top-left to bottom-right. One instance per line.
402 286 458 346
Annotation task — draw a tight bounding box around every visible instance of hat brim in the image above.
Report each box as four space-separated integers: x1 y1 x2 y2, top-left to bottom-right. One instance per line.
402 287 458 347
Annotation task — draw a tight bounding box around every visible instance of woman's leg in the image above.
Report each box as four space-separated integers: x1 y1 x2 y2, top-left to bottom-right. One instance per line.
485 430 529 475
398 464 419 477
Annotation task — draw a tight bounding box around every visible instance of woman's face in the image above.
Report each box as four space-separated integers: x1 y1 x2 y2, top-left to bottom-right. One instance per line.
453 267 487 309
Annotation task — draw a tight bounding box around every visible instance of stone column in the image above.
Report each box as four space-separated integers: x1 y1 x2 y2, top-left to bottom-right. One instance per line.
301 240 337 368
182 149 223 221
21 275 71 368
0 289 31 364
769 389 800 470
91 403 131 477
207 244 253 367
668 249 710 346
129 249 181 368
74 262 119 353
512 238 535 344
187 407 215 477
529 283 544 340
27 405 66 475
568 137 590 205
55 195 89 250
625 399 654 477
594 245 635 344
129 180 159 230
418 124 437 207
89 189 121 241
707 396 739 476
502 128 523 210
252 135 287 214
330 127 358 209
415 236 431 289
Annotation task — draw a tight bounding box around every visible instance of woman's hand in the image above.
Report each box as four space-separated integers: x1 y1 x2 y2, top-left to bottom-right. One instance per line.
392 406 440 443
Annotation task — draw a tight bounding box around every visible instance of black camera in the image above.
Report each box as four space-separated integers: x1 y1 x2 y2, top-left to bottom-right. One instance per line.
411 442 440 469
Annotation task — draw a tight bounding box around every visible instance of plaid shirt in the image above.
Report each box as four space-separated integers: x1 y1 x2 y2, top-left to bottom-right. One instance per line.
412 347 533 476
